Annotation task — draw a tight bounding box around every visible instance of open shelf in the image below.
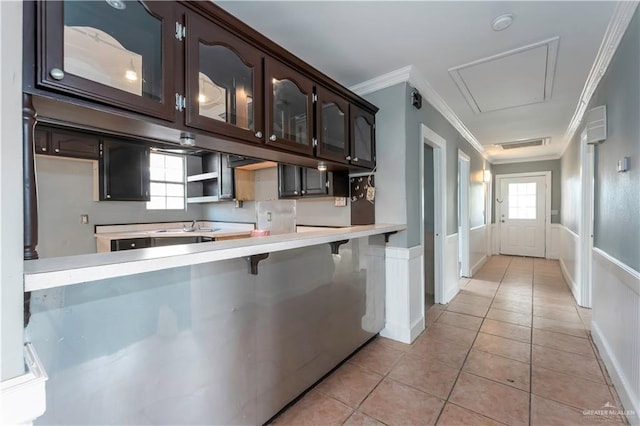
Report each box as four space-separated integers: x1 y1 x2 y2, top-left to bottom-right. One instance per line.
187 171 218 182
187 195 220 204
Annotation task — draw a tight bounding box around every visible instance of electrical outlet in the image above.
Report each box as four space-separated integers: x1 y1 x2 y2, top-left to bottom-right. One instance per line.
80 214 89 225
366 186 375 201
334 197 347 207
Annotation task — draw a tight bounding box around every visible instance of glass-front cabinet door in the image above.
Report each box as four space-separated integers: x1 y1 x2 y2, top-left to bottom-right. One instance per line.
185 12 264 143
315 86 349 164
350 105 376 169
266 58 314 156
39 1 176 120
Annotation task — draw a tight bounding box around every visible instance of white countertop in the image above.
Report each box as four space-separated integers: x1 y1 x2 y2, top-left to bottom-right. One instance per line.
24 224 405 292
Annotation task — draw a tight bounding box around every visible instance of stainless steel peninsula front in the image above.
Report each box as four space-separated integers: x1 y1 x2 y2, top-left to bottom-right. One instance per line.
25 224 403 425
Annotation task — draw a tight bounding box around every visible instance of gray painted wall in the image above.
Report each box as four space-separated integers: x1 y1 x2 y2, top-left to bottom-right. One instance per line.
0 0 25 380
364 82 487 248
364 84 408 247
585 9 640 271
491 160 562 224
561 134 581 234
36 156 204 258
404 84 488 243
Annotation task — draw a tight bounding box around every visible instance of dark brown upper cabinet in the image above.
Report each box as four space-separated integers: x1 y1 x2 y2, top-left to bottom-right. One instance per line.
315 86 349 164
265 58 314 156
185 11 264 144
99 139 150 201
38 1 177 121
350 105 376 169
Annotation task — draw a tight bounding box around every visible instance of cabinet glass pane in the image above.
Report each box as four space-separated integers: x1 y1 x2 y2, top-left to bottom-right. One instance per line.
321 103 345 153
63 1 163 100
273 79 308 145
354 116 373 161
199 44 254 130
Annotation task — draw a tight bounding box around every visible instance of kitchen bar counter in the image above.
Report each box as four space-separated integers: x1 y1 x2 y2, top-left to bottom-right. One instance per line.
24 223 405 292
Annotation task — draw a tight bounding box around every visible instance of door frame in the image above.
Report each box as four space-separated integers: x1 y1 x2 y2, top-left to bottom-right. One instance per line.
579 129 594 307
458 149 471 277
495 171 552 258
420 124 446 304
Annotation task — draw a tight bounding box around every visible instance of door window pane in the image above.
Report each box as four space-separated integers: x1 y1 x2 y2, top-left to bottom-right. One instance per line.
508 182 536 219
198 44 254 130
273 79 308 144
63 1 163 100
354 116 372 161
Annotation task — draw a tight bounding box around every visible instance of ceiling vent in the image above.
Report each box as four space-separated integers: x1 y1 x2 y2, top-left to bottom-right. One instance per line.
494 137 550 150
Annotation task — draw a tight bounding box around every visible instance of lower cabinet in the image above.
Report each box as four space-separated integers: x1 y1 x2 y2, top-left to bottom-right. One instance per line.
278 164 348 199
110 237 152 251
110 236 214 251
99 139 150 201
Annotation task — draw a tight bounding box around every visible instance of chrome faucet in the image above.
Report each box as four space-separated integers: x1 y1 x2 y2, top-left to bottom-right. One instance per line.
183 220 197 232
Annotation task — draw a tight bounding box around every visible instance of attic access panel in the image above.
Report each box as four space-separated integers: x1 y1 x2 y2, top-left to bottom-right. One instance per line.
449 37 559 114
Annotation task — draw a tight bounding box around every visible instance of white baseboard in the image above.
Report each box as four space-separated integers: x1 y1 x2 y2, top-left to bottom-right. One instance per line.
471 255 488 276
382 245 424 344
591 249 640 425
0 343 48 425
559 257 579 304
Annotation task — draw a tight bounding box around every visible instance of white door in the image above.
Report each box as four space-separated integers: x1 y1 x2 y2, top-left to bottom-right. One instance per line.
499 176 546 257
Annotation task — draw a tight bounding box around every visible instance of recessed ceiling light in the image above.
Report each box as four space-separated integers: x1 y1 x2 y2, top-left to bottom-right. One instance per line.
492 13 514 31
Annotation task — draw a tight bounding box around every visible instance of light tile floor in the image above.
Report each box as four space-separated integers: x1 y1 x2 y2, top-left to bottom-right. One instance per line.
271 256 630 426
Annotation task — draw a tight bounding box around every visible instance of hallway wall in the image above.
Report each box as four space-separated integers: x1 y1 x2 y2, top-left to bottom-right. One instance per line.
562 7 640 422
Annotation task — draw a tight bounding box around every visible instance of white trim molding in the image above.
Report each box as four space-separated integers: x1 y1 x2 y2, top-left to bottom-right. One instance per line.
0 343 48 426
420 124 447 305
591 248 640 424
351 66 486 160
381 245 425 344
490 154 561 165
562 1 639 155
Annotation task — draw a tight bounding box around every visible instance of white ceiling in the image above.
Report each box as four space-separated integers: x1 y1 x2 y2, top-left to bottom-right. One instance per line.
216 1 619 163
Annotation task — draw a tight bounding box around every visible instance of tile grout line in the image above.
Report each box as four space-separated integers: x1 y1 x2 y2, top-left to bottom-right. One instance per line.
431 256 513 425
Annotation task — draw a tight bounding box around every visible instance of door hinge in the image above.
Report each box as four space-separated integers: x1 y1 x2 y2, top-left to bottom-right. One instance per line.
312 93 318 103
175 93 186 111
175 22 186 41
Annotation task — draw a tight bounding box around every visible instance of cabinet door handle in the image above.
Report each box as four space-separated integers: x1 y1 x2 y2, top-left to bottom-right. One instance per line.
54 148 60 153
345 155 351 161
130 243 136 247
106 194 111 199
301 190 306 195
269 134 277 141
353 157 359 162
49 68 64 80
254 131 263 138
41 147 47 152
294 190 298 195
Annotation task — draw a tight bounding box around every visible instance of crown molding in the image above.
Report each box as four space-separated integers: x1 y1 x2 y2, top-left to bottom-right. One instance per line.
348 66 412 96
490 154 561 165
561 1 639 157
350 65 487 160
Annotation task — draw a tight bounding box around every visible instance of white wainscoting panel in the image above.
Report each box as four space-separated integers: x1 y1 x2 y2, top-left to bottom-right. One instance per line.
0 343 48 426
381 245 425 344
548 224 561 260
469 225 488 276
559 225 580 304
591 248 640 425
444 234 460 303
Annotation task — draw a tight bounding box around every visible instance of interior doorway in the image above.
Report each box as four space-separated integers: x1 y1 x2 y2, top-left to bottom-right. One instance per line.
424 145 435 310
420 124 446 312
458 150 470 277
